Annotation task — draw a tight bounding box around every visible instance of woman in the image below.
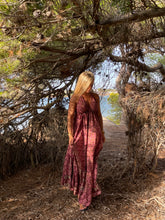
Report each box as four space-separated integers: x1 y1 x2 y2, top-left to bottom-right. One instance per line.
61 71 105 211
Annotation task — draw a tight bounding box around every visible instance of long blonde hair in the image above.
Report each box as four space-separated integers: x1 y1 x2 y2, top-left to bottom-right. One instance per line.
73 71 94 98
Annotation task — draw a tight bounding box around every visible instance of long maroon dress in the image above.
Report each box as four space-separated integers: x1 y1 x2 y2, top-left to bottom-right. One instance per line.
61 95 103 207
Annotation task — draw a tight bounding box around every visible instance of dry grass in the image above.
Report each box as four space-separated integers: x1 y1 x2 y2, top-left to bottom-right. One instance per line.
0 108 68 178
0 120 165 220
120 88 165 178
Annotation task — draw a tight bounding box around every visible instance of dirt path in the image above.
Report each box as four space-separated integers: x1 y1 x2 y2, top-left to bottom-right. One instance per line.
0 119 165 220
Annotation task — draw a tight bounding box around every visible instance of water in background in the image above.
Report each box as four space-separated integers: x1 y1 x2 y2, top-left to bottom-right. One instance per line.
62 95 111 118
100 96 112 118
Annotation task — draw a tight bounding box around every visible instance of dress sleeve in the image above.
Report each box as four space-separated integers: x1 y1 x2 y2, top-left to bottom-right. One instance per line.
67 95 77 137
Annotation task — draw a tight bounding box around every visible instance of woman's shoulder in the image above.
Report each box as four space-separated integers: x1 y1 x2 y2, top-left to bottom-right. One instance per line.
91 91 99 100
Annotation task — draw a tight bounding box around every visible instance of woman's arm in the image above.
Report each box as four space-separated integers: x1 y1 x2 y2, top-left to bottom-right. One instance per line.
67 95 77 145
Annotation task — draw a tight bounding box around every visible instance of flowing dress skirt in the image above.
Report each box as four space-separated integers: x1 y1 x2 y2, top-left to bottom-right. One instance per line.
61 96 103 207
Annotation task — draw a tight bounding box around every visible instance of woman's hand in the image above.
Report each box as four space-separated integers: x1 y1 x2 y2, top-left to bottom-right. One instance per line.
69 134 74 145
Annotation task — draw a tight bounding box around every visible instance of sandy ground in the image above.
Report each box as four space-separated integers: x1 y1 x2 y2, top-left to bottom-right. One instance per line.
0 118 165 220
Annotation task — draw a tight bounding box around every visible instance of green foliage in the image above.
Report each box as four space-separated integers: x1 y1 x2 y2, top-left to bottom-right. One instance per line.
0 59 20 76
147 53 165 65
0 0 17 14
110 0 133 13
0 90 9 98
107 92 122 125
144 53 165 81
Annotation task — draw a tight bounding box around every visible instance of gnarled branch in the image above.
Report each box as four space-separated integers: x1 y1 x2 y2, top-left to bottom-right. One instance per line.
109 53 165 80
99 7 165 26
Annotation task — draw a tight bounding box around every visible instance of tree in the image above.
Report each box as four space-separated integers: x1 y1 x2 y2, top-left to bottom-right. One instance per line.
0 0 165 131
